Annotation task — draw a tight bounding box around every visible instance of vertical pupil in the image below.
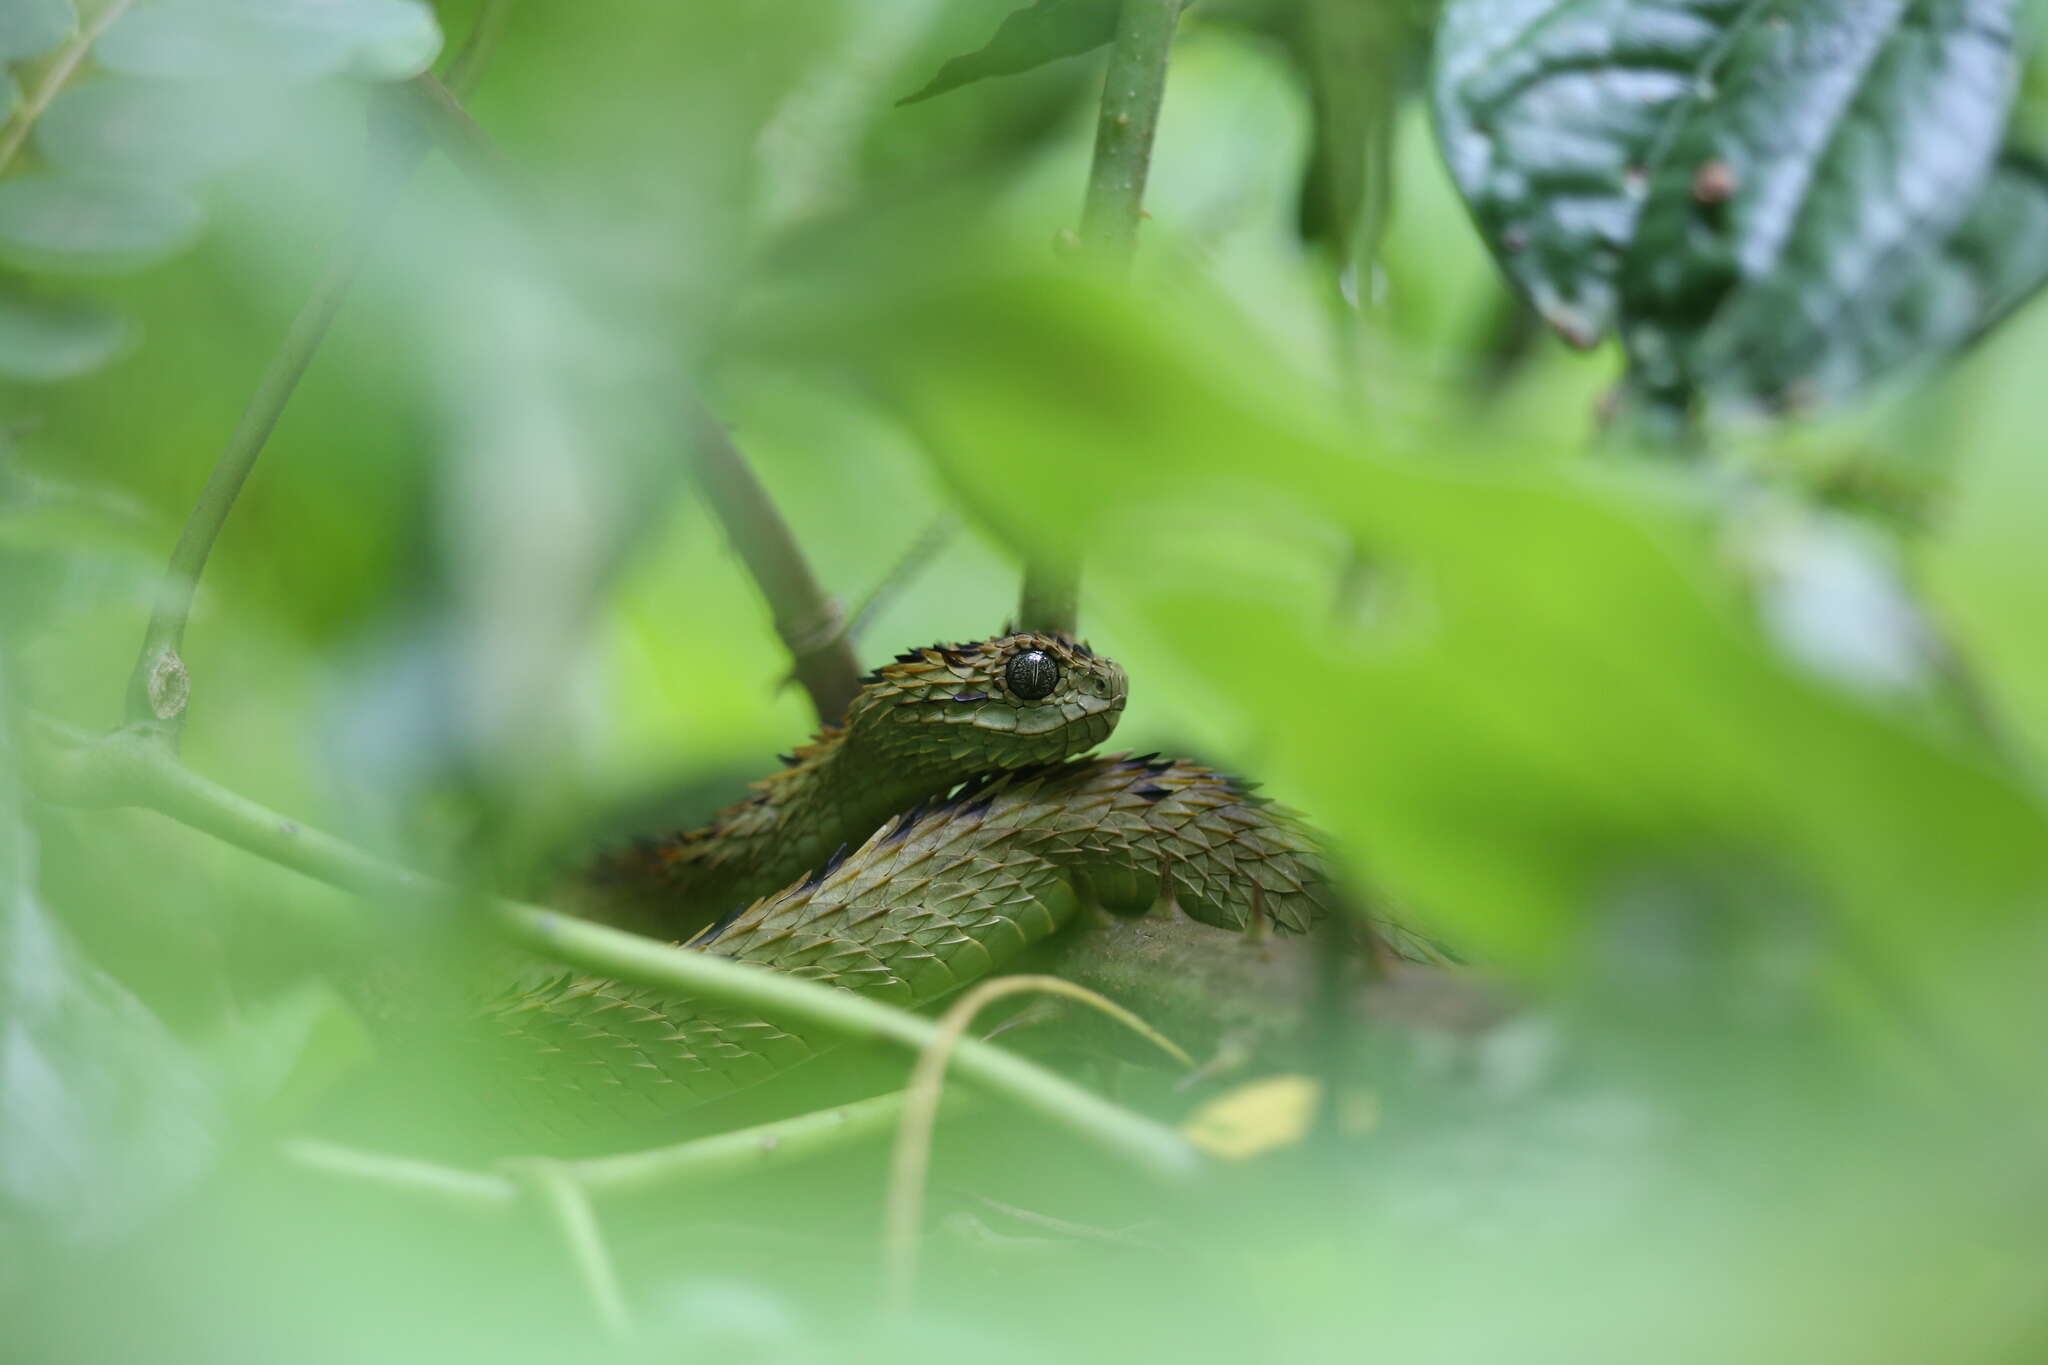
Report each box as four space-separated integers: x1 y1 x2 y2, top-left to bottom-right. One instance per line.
1006 650 1060 700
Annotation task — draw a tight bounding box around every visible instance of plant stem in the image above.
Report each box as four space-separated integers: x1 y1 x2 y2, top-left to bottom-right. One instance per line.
689 413 865 724
286 1088 968 1212
0 0 138 178
120 4 518 735
28 718 1199 1182
1019 0 1183 636
504 1159 633 1340
1077 0 1183 262
882 974 1190 1312
1017 565 1080 639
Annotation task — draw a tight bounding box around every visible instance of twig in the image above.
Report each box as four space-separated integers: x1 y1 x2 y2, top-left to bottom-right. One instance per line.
1018 0 1184 636
882 974 1191 1312
284 1087 971 1212
689 414 865 724
120 2 521 735
573 1086 964 1196
0 0 137 177
503 1159 633 1341
28 717 1200 1182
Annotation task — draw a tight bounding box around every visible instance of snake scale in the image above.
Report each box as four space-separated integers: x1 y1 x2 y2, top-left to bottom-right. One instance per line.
481 632 1422 1139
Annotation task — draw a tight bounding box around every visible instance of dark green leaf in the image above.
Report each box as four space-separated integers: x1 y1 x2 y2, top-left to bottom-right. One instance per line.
0 0 74 63
898 0 1117 106
1433 0 2029 410
1289 0 1410 269
0 287 133 381
0 174 202 273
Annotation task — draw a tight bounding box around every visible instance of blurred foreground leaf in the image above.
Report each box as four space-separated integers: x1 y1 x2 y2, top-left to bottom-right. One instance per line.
0 287 132 381
37 77 277 185
799 252 2048 1069
0 661 221 1246
0 0 74 63
1432 0 2043 413
0 173 201 272
97 0 442 82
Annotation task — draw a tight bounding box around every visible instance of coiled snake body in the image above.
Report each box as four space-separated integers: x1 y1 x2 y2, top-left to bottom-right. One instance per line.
487 633 1404 1135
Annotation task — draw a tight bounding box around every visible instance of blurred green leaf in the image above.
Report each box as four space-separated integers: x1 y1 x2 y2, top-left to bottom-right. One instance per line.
0 286 133 381
1925 293 2048 772
0 660 221 1245
0 172 201 272
0 0 74 63
809 255 2048 1061
897 0 1116 106
96 0 441 82
202 980 371 1125
1433 0 2035 412
1286 0 1410 271
37 77 275 185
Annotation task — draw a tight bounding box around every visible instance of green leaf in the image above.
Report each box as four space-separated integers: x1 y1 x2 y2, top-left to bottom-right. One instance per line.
1432 0 2032 410
201 981 371 1125
898 0 1117 106
0 287 133 381
0 173 202 273
0 0 74 63
1287 0 1410 270
97 0 441 82
803 254 2048 1066
0 659 221 1244
37 77 274 185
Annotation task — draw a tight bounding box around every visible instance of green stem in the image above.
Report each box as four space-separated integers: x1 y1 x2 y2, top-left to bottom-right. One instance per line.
284 1088 967 1211
1016 564 1080 638
1077 0 1183 262
0 0 138 178
28 719 1199 1182
503 1159 633 1340
120 3 518 734
883 975 1190 1312
688 414 865 725
1020 0 1183 636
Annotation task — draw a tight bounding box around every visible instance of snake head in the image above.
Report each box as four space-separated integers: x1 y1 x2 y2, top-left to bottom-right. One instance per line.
846 632 1128 772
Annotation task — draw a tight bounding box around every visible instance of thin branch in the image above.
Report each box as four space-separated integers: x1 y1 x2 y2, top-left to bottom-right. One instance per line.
882 974 1191 1312
284 1087 971 1212
573 1086 962 1197
503 1159 633 1341
28 717 1200 1182
120 3 518 734
689 414 865 724
0 0 137 178
1019 0 1184 637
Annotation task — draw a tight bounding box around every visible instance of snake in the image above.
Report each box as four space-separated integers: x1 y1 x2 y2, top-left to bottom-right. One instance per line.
479 631 1425 1143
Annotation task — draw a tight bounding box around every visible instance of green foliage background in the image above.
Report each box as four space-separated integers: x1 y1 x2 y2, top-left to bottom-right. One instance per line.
7 2 2048 1362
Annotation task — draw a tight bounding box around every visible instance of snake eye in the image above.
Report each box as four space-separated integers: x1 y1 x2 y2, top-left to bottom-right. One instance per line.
1004 649 1060 701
